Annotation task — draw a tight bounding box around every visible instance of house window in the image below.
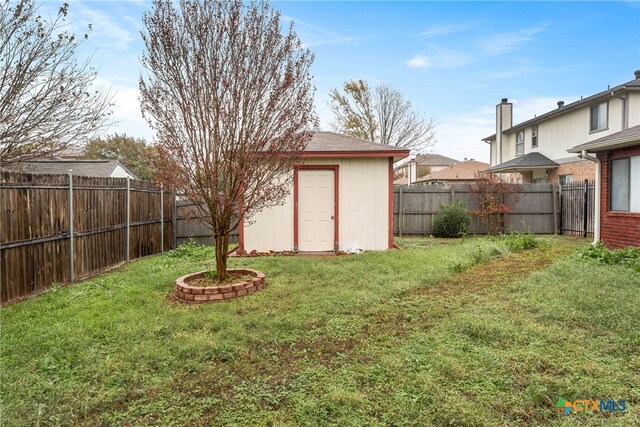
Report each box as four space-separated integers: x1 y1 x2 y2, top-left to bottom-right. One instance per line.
515 131 524 156
531 126 538 148
590 102 608 132
559 174 573 185
610 156 640 212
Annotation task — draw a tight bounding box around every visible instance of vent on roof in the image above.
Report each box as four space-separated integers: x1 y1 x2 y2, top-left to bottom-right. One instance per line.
501 98 508 103
557 101 565 109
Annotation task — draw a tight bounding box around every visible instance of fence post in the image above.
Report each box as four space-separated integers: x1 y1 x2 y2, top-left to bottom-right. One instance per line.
398 186 404 237
68 170 74 283
172 194 177 249
552 184 558 234
558 183 563 234
450 186 455 202
160 182 164 253
583 179 588 238
126 177 130 262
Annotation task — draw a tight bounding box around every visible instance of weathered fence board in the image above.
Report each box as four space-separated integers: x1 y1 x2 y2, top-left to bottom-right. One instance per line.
1 171 173 304
174 200 239 246
393 183 560 235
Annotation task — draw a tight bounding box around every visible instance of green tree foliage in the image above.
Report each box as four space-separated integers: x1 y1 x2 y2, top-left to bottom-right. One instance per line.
82 134 158 181
329 79 436 152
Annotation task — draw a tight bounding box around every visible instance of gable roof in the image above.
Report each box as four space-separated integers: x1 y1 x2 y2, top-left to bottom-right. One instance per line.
7 159 139 179
413 153 459 166
416 160 489 182
483 73 640 141
568 125 640 153
303 131 410 160
487 152 558 173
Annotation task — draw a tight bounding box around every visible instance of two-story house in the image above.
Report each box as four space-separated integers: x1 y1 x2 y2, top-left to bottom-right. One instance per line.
482 70 640 185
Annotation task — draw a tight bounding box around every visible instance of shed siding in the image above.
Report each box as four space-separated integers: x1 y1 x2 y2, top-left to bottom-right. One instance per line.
243 157 390 252
243 172 294 252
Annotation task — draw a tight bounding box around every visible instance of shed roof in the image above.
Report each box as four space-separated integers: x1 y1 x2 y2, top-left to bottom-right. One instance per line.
487 152 558 173
416 160 489 182
568 125 640 153
7 159 139 179
304 132 410 161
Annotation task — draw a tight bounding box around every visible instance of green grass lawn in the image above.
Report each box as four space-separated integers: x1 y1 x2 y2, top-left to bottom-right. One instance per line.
1 236 638 426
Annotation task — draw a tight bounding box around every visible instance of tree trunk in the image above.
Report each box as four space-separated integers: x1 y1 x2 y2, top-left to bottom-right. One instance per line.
214 233 228 283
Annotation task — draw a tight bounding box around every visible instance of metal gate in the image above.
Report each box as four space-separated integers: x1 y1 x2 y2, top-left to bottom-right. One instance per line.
559 180 595 237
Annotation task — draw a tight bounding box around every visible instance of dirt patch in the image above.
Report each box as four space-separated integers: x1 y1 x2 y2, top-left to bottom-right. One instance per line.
187 272 253 288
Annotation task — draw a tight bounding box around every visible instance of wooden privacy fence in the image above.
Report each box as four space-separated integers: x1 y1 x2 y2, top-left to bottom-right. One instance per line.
0 170 173 304
393 183 560 235
175 199 238 246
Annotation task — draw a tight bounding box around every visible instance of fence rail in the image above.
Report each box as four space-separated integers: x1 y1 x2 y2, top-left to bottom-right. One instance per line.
174 200 239 246
393 183 560 235
0 170 173 304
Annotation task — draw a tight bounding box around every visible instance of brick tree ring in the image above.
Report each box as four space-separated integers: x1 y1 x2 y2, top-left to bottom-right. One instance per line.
174 268 265 303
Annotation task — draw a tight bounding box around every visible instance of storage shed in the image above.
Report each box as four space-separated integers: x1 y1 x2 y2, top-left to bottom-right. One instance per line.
240 132 410 252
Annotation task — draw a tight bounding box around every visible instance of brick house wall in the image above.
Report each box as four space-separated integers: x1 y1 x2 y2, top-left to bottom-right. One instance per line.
597 145 640 249
547 160 596 184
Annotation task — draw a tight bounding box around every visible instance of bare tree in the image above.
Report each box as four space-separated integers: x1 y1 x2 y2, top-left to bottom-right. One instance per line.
329 79 436 153
140 0 317 281
0 0 112 166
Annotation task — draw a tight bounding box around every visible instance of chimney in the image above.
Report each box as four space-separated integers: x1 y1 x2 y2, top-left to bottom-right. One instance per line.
635 70 640 79
496 98 513 165
557 100 565 109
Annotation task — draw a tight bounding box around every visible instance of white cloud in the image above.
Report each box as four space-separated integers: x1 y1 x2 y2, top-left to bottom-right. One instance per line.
406 55 431 69
411 22 477 38
406 45 472 70
282 15 367 48
476 24 548 56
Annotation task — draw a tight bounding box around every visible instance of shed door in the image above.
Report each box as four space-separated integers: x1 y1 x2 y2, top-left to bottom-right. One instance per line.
298 169 335 251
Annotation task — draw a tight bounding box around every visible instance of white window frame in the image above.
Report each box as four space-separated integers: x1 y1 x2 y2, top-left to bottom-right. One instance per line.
559 174 573 185
610 156 640 213
590 102 608 133
531 126 538 148
515 131 524 156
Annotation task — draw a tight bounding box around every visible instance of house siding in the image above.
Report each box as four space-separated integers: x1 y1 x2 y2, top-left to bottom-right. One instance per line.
243 157 390 252
597 145 640 249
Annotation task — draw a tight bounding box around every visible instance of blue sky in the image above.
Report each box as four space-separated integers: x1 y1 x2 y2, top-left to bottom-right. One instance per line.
52 0 640 162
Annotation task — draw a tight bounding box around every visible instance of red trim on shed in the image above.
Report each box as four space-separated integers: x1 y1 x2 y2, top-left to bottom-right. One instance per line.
300 151 408 159
293 165 340 252
388 157 394 249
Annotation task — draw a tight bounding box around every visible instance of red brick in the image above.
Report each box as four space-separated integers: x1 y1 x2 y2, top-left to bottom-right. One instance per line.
596 147 640 249
236 289 247 297
223 292 236 299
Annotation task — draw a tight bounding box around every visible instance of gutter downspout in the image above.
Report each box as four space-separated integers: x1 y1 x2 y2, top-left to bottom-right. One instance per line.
579 150 600 245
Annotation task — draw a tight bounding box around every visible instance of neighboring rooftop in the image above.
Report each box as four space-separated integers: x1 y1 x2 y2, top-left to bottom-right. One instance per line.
416 159 489 182
6 159 139 179
412 153 459 166
487 152 558 173
568 124 640 153
483 70 640 141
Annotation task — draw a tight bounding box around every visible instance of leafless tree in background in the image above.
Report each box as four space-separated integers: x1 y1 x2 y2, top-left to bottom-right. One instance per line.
0 0 112 166
330 79 436 153
140 0 317 281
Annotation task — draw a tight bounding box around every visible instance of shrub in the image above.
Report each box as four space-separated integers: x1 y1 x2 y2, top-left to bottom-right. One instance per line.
579 241 640 272
501 229 540 252
432 200 471 238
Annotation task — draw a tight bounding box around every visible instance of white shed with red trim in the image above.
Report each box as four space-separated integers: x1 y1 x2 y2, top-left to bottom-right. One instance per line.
240 132 409 252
